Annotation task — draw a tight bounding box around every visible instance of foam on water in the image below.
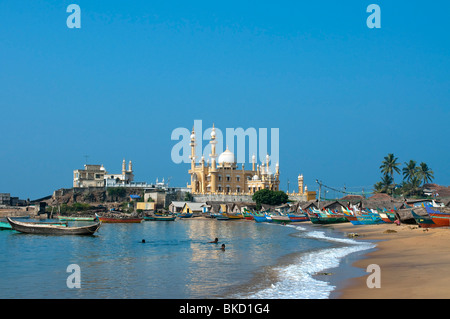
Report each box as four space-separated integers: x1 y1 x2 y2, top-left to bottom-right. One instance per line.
234 224 375 299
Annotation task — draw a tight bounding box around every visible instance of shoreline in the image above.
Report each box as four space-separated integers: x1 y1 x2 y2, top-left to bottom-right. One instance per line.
329 222 450 299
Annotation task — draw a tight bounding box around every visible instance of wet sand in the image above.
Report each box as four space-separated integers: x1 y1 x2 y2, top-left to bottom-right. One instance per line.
331 223 450 299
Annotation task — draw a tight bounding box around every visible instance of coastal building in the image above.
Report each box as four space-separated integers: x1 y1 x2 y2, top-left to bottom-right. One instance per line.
104 159 134 187
73 159 134 188
73 164 107 188
187 124 315 201
187 124 280 195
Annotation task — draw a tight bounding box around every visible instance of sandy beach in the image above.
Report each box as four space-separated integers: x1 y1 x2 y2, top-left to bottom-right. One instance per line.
330 222 450 299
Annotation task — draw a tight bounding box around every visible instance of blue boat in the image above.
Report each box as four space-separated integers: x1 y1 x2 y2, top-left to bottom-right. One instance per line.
253 215 269 223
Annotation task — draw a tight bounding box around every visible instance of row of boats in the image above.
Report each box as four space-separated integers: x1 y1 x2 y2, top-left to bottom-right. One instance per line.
211 205 450 229
2 204 449 235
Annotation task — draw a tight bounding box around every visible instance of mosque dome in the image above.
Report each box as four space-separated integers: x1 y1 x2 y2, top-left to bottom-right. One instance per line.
218 147 236 164
252 175 260 181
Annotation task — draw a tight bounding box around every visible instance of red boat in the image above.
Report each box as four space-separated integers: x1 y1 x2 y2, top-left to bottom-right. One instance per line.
96 214 143 223
425 207 450 227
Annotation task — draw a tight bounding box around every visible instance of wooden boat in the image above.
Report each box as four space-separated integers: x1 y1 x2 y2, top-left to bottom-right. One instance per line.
307 212 349 225
215 214 230 220
57 215 96 221
271 215 292 224
252 214 268 223
144 215 176 221
424 207 450 227
226 213 244 219
242 211 254 220
287 213 309 222
7 217 101 235
96 215 143 223
411 210 436 228
178 213 193 218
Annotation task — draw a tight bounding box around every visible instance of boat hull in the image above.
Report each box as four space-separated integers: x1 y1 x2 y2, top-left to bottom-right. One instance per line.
144 216 176 221
271 216 292 224
308 215 349 224
98 217 143 223
287 214 309 222
7 217 101 235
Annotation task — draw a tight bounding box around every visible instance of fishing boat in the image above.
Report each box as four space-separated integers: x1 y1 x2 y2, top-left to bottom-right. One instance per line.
7 217 101 235
411 210 436 228
307 211 349 224
57 215 97 221
215 214 230 220
251 213 268 222
271 215 292 224
242 210 254 220
96 214 143 223
226 213 244 220
287 213 309 222
424 207 450 227
178 213 193 218
354 213 384 225
144 215 176 221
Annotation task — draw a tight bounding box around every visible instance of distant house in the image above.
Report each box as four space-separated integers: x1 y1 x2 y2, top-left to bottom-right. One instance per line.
168 201 187 214
182 202 206 215
136 202 156 211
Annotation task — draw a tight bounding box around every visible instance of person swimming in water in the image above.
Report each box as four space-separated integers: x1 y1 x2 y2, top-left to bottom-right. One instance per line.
221 244 226 251
209 238 219 244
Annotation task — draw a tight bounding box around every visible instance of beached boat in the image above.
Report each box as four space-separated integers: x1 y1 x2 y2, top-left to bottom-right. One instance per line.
354 213 384 225
423 207 450 227
178 213 193 218
215 214 230 220
252 214 268 223
307 212 349 224
96 214 143 223
287 213 309 222
226 213 244 219
242 211 254 220
7 217 101 235
411 210 436 228
271 215 292 224
144 215 176 221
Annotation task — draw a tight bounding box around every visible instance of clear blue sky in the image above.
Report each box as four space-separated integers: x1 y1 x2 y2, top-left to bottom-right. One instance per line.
0 1 449 199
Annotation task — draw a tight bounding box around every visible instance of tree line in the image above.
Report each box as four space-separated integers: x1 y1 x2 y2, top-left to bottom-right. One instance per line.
374 153 434 197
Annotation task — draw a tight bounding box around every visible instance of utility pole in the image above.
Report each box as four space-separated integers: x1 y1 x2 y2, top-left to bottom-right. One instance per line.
316 179 322 210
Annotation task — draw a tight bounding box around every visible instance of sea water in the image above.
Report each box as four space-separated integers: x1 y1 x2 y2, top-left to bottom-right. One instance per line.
0 219 374 299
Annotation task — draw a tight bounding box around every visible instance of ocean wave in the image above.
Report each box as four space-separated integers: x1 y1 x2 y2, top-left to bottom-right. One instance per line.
235 224 375 299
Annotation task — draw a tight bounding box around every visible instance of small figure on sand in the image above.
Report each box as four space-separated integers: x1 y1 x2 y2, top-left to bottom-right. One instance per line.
209 238 219 244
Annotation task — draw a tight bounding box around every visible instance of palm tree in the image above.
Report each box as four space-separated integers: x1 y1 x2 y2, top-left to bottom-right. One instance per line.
417 162 434 185
402 160 418 182
380 174 394 194
380 153 401 186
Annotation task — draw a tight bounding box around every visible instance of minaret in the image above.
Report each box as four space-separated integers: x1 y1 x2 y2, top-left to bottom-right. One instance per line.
209 124 218 193
265 154 270 174
189 127 197 193
128 160 133 172
189 127 196 170
122 159 126 175
275 162 280 177
298 174 304 194
252 154 256 172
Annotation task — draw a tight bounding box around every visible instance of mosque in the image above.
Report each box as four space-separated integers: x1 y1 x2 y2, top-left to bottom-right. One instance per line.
187 124 315 200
